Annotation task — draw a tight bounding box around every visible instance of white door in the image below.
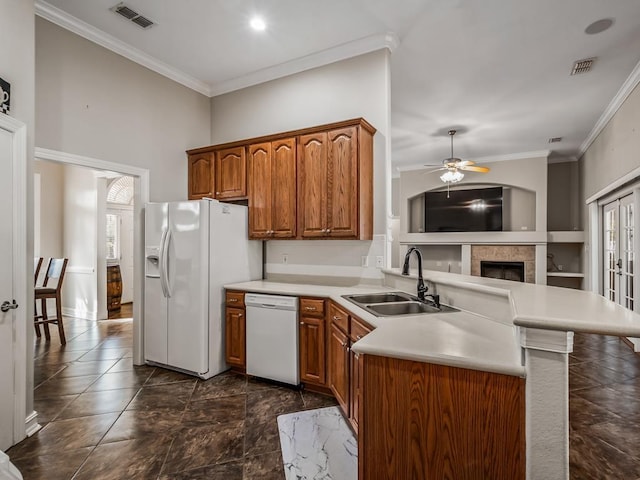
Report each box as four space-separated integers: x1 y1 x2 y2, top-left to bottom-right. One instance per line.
0 114 27 451
166 201 209 374
603 194 636 309
0 127 15 450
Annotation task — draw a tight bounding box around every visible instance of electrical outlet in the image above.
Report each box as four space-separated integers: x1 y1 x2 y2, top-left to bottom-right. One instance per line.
376 256 384 268
361 256 369 267
282 254 288 264
558 264 563 271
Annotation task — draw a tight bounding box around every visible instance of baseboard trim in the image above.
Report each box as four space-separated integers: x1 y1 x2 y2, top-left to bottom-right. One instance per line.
62 307 97 320
25 410 42 437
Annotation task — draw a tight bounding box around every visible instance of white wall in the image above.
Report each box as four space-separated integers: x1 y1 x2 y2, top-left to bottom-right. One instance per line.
1 0 36 427
33 160 64 259
62 165 100 320
210 49 391 283
35 18 211 202
580 82 640 294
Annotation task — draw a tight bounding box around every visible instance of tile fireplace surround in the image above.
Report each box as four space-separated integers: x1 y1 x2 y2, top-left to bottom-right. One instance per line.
471 245 536 283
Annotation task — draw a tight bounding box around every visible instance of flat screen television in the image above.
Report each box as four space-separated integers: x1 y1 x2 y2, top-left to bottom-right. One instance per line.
424 186 503 232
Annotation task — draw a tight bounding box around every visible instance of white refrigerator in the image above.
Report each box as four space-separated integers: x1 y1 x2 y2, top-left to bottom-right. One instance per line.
144 199 261 379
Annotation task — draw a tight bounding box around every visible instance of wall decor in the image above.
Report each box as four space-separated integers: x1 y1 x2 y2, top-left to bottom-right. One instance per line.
0 77 10 114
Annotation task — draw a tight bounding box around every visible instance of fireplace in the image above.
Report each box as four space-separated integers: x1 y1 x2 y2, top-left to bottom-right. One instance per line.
481 261 525 282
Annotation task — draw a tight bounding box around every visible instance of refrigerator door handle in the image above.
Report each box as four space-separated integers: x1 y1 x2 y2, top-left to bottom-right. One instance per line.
159 227 169 298
163 228 173 298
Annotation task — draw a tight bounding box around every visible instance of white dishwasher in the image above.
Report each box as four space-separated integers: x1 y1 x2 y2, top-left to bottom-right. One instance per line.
245 293 299 386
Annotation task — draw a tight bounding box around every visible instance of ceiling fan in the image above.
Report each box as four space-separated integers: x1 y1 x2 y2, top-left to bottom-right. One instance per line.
425 129 490 196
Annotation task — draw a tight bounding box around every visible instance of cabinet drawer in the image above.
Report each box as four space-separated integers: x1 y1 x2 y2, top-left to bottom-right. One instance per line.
350 315 373 342
300 298 325 316
328 302 349 333
226 291 245 308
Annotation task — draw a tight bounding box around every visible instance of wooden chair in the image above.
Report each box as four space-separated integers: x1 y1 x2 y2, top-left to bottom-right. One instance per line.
34 257 43 285
34 258 68 344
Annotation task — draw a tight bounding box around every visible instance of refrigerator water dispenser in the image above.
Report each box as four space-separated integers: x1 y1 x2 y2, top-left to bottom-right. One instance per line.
145 247 160 278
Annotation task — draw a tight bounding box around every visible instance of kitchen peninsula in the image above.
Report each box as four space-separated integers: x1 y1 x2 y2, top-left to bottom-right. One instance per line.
227 268 640 480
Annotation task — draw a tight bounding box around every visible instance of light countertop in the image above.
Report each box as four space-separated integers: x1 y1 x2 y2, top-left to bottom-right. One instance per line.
225 279 526 377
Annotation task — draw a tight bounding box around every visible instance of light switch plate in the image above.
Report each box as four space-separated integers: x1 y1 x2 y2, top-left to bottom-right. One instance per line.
376 256 384 268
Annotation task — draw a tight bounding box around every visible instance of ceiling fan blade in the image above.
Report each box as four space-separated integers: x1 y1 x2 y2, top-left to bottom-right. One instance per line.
458 160 476 166
460 165 490 173
422 166 446 174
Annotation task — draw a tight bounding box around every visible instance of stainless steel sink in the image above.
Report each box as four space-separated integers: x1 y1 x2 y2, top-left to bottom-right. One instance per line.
343 292 416 304
366 302 458 317
342 292 459 317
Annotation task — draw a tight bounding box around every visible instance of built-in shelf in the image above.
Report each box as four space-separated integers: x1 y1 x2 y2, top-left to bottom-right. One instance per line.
547 272 585 278
547 231 585 243
400 231 547 245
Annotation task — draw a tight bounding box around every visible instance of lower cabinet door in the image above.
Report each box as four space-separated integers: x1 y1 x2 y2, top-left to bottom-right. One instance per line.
328 322 349 414
349 349 362 433
225 307 245 367
300 315 326 385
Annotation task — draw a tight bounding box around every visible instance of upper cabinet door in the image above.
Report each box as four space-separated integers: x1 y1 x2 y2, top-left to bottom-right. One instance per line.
215 146 247 200
248 143 272 239
187 153 213 200
271 138 297 238
298 132 328 238
327 127 358 238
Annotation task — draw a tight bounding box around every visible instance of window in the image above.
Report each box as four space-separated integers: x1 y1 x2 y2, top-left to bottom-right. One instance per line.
106 213 120 262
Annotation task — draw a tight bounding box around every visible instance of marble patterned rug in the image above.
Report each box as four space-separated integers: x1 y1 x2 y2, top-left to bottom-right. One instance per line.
277 406 358 480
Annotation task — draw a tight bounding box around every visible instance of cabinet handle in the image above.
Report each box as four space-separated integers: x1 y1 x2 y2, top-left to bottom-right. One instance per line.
355 353 360 359
333 316 341 321
300 321 305 325
216 191 220 195
321 229 326 233
356 335 363 340
238 313 243 317
326 229 331 234
228 298 238 302
304 306 316 311
340 341 347 347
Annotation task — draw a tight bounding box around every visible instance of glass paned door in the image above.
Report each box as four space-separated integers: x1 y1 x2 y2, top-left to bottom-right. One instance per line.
621 195 635 310
602 194 635 309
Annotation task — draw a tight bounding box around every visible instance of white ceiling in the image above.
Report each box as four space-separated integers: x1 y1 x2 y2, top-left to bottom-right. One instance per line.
39 0 640 171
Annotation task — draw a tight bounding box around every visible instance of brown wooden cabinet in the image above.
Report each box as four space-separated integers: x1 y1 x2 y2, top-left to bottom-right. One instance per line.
299 298 326 386
187 152 214 200
248 138 296 239
215 146 247 200
298 121 374 239
225 291 246 368
189 118 374 240
328 302 351 413
360 356 526 479
348 315 372 434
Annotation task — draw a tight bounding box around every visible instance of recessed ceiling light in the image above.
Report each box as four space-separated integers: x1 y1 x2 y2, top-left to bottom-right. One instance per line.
250 17 266 31
548 137 563 144
585 18 614 35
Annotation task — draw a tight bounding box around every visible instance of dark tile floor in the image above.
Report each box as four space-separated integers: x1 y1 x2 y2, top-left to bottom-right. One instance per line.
569 333 640 479
10 313 640 479
9 315 336 480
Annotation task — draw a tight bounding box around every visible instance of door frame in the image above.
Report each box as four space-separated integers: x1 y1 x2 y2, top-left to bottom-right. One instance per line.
0 113 28 444
34 148 149 365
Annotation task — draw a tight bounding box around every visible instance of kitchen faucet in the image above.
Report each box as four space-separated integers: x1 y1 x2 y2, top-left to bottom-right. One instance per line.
402 247 427 301
402 247 440 308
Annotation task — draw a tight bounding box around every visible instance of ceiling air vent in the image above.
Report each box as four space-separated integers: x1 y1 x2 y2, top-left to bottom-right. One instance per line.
548 137 563 143
570 57 596 75
110 3 156 29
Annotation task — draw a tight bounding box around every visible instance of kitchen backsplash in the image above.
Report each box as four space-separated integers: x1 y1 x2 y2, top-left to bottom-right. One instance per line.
265 235 386 286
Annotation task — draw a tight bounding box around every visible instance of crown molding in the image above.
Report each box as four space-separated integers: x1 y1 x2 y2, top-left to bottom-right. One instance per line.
209 31 400 96
35 1 399 99
579 58 640 158
397 150 550 173
35 0 212 96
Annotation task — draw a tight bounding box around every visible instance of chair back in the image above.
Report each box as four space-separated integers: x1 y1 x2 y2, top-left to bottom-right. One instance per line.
34 257 43 285
43 258 68 289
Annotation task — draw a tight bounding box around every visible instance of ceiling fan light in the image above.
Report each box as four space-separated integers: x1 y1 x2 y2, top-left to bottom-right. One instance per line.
440 170 464 183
